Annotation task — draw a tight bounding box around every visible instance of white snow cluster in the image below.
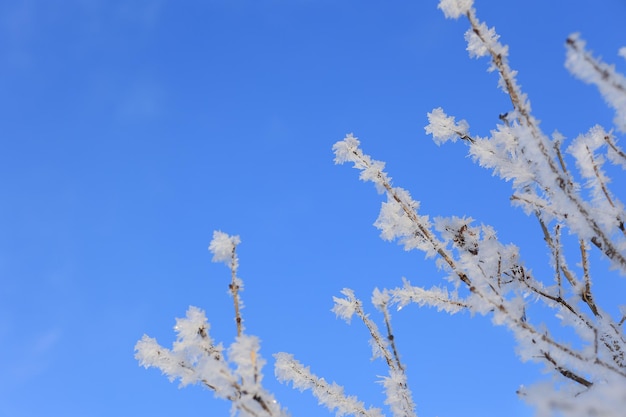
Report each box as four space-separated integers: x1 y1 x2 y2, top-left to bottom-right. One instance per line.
209 230 241 264
425 107 470 145
331 288 358 323
437 0 473 19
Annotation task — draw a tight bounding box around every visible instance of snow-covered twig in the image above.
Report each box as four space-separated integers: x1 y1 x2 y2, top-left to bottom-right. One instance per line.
135 233 287 417
209 230 245 336
274 353 384 417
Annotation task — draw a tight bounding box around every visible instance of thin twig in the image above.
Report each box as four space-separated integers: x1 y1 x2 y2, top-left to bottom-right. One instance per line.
542 351 593 387
554 224 563 298
534 213 579 288
353 297 396 370
604 133 626 164
579 240 600 317
379 299 405 372
229 245 243 337
566 37 626 95
585 144 616 208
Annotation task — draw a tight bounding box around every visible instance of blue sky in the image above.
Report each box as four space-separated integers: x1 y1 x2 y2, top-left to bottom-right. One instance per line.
1 1 625 416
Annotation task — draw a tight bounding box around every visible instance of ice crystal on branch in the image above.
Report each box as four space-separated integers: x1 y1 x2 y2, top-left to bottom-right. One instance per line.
274 353 384 417
209 230 241 265
331 288 359 323
437 0 473 19
424 107 470 145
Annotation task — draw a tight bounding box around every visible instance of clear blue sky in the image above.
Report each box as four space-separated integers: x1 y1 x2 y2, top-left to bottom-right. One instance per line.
1 1 625 416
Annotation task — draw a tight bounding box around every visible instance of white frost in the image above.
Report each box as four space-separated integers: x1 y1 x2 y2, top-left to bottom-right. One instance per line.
437 0 473 19
566 33 626 132
425 107 470 145
274 353 384 417
208 230 241 264
332 288 358 323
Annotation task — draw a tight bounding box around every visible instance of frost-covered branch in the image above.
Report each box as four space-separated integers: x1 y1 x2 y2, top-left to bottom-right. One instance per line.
333 125 626 413
274 353 384 417
209 230 245 336
137 2 626 416
566 33 626 133
328 1 626 415
332 289 416 417
436 1 626 272
372 289 404 372
135 233 287 417
387 278 468 315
